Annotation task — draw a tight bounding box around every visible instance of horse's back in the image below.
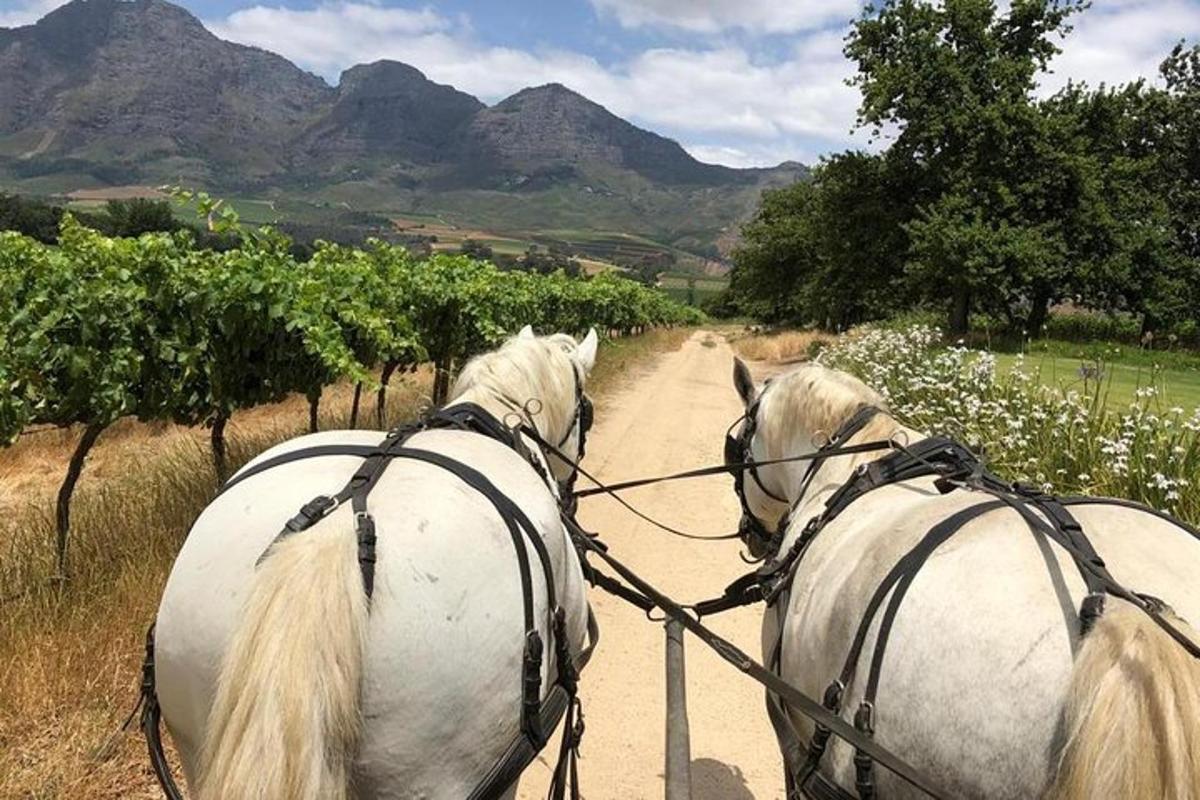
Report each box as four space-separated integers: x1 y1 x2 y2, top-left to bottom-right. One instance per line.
782 481 1200 798
155 428 587 798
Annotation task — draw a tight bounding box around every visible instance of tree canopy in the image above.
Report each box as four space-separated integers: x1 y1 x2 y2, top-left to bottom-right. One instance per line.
731 0 1200 340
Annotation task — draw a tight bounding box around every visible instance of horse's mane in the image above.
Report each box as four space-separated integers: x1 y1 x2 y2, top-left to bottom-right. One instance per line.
450 333 582 443
759 362 891 455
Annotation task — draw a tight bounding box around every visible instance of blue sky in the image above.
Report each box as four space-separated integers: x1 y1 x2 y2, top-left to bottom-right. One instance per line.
3 0 1200 167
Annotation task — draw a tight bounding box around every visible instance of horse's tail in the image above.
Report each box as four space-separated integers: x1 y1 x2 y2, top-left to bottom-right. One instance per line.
197 516 368 800
1045 600 1200 800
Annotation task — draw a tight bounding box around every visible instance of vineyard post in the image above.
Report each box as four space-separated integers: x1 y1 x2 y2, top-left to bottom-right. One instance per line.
350 382 362 429
210 411 230 484
307 387 322 433
55 422 106 579
377 361 399 427
433 359 452 406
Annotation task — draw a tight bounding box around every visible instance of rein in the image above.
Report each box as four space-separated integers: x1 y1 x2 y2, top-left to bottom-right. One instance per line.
528 427 896 543
572 440 896 499
554 511 952 800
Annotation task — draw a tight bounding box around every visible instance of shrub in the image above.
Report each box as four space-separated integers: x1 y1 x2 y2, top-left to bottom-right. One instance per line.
818 326 1200 521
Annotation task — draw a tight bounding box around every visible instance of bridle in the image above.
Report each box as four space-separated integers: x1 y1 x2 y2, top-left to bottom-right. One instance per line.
725 392 883 558
499 364 594 501
723 393 790 556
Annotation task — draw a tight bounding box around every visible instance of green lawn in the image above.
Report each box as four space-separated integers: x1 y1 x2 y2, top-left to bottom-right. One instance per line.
992 350 1200 410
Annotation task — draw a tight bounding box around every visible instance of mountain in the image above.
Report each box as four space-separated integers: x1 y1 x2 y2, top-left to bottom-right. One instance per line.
0 0 809 261
296 61 484 172
0 0 331 181
458 83 742 187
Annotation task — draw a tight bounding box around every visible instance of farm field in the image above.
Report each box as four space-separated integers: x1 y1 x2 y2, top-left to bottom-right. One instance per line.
992 350 1200 410
32 186 726 279
658 272 729 306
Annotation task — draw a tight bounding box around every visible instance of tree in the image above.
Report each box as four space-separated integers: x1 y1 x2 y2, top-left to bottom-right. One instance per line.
459 238 494 260
846 0 1087 333
0 193 65 243
731 152 910 328
104 198 182 237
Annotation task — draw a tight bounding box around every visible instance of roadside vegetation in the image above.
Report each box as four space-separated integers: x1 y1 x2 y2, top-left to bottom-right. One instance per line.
724 0 1200 353
0 200 702 587
729 329 833 363
818 326 1200 523
0 325 692 799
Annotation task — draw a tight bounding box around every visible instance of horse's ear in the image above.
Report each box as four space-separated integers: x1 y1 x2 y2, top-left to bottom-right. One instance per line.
577 328 599 373
733 357 755 406
517 324 535 340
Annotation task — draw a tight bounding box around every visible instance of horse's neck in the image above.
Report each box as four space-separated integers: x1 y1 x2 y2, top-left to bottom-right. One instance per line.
445 387 522 428
446 386 573 483
779 416 926 551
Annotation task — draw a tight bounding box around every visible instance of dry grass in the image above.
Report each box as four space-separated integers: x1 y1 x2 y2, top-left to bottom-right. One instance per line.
729 329 834 363
0 374 430 800
586 328 692 396
0 331 686 799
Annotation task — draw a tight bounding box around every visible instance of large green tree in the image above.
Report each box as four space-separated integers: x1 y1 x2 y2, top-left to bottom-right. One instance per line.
732 152 911 328
848 0 1087 333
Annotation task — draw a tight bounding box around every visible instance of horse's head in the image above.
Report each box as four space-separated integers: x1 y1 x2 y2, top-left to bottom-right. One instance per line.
452 325 599 484
726 357 887 558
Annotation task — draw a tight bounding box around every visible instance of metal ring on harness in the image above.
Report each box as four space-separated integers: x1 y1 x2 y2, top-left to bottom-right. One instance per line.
139 402 598 800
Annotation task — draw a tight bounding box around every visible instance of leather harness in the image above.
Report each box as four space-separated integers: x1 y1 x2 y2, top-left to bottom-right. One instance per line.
140 379 596 800
719 405 1200 800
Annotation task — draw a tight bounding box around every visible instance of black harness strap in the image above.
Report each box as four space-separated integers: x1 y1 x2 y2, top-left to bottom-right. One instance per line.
142 398 596 800
787 502 1003 800
562 512 951 799
218 444 381 496
755 439 1200 799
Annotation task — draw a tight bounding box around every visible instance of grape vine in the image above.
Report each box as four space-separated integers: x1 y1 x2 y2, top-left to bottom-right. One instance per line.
0 214 703 575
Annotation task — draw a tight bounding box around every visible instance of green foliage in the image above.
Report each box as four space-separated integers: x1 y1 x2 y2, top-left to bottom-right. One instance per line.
103 199 182 237
0 215 699 435
3 218 152 431
732 153 909 327
730 0 1200 342
1042 312 1143 346
0 193 66 244
459 238 494 260
0 212 701 566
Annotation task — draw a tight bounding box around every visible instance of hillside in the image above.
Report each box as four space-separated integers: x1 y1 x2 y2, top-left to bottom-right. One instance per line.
0 0 809 262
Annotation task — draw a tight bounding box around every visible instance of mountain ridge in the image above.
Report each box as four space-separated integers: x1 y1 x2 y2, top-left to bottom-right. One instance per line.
0 0 809 257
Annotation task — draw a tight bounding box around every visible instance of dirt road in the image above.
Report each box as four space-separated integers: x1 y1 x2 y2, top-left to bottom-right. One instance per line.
519 331 784 800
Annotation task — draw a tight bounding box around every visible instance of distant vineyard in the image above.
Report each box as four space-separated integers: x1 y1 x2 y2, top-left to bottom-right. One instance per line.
0 216 703 574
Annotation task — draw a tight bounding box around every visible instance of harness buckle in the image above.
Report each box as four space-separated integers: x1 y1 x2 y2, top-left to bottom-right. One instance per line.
822 680 845 711
284 495 338 532
854 701 875 736
522 631 546 744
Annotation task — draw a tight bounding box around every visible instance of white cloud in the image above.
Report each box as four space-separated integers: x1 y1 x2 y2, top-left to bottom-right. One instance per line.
203 0 1195 169
206 3 450 77
207 1 860 166
685 142 817 168
590 0 862 34
1042 0 1200 94
0 0 68 28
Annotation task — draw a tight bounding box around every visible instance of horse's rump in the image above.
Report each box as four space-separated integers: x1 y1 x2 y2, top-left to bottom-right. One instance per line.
155 427 589 797
778 483 1200 798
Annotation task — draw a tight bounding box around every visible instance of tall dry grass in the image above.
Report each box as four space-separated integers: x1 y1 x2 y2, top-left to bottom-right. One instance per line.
729 329 834 363
0 377 428 799
0 328 691 798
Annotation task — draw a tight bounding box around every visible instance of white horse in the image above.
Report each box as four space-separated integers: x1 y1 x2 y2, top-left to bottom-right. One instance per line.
729 358 1200 799
153 326 599 800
